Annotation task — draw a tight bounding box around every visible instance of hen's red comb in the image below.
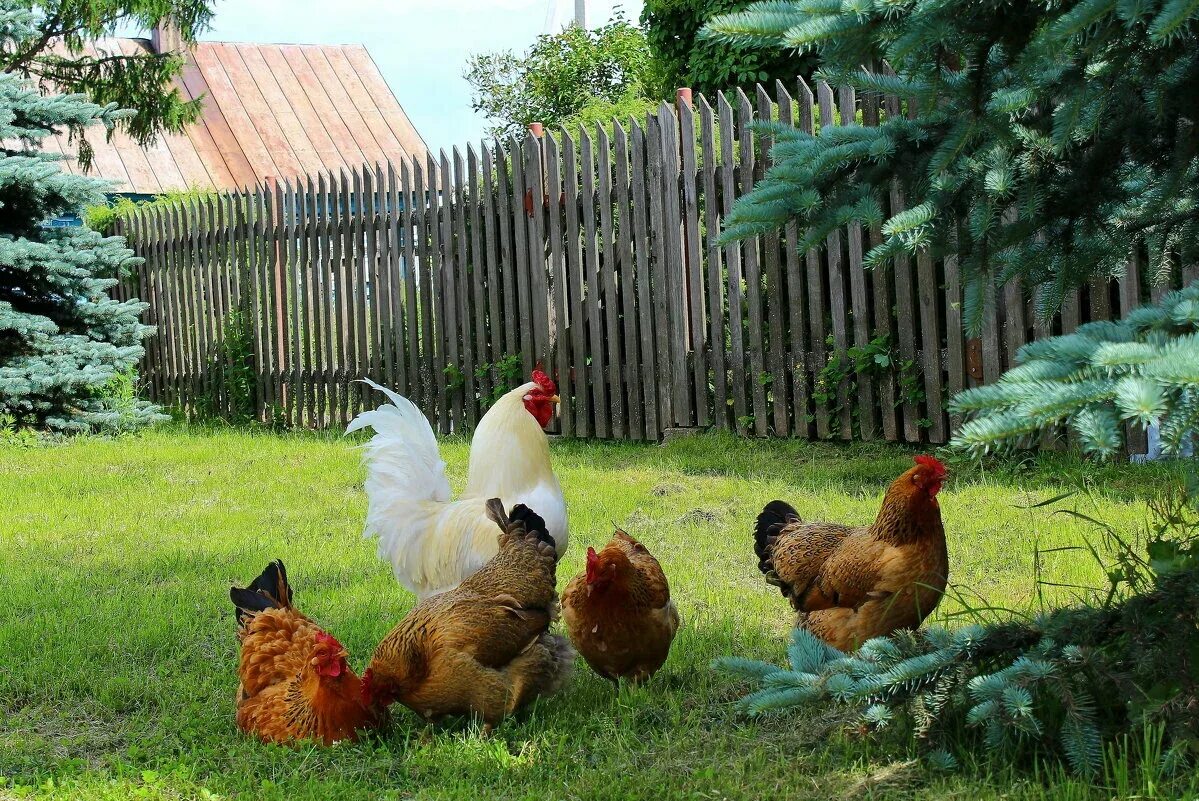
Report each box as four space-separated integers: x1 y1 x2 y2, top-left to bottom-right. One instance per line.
914 455 946 477
532 369 557 395
315 631 343 650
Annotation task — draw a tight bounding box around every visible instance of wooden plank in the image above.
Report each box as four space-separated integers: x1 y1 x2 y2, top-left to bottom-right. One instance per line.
210 195 230 417
916 243 945 442
371 165 393 393
981 280 1003 384
699 95 728 430
1004 278 1027 371
816 83 852 439
385 163 406 397
774 84 808 437
510 140 537 381
175 202 197 413
758 84 789 436
414 159 437 422
718 92 749 434
661 102 693 429
1060 288 1081 333
399 160 419 400
303 176 325 426
1089 275 1112 322
354 168 373 417
257 188 278 419
467 146 491 413
613 122 644 440
544 134 573 437
141 213 164 403
181 201 203 415
630 119 660 440
194 198 212 415
444 153 466 418
596 126 625 438
794 79 828 438
481 145 505 395
679 94 709 429
561 131 591 437
436 152 458 432
164 205 185 413
944 254 966 432
495 144 519 360
429 154 450 434
579 127 610 438
241 194 263 418
282 182 302 425
647 112 674 433
524 134 552 377
453 147 478 428
836 85 878 440
331 172 351 425
1120 250 1148 455
885 93 921 441
318 173 338 425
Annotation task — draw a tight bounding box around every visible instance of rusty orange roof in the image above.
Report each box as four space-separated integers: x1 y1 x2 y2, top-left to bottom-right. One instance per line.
44 38 429 194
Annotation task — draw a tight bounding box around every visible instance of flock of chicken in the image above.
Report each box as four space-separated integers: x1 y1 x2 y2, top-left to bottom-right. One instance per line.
230 370 950 745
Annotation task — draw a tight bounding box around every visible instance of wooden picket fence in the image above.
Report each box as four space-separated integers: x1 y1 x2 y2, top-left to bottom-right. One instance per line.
112 79 1176 448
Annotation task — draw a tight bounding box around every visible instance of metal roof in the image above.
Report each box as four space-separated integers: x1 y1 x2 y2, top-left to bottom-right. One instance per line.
41 38 429 193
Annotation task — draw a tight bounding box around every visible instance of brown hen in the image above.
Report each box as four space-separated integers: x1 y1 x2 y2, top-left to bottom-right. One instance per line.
361 500 573 729
231 561 384 745
561 530 680 684
754 455 949 652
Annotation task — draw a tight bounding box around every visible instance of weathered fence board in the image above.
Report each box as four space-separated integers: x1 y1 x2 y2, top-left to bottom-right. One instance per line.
116 79 1164 453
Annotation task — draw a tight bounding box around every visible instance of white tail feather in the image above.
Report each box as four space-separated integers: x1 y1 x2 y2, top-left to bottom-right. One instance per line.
349 380 455 593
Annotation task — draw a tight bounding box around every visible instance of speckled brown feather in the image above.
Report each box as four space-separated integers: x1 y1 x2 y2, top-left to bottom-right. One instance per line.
363 500 573 726
756 462 949 652
561 530 680 683
232 567 384 745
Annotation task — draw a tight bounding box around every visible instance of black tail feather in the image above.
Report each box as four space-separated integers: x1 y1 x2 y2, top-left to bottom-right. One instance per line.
754 501 800 574
508 503 554 550
231 560 293 626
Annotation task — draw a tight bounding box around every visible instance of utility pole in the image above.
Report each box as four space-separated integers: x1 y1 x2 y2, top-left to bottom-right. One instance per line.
574 0 586 28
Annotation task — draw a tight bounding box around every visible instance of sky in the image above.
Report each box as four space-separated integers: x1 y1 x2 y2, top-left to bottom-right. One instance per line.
192 0 645 152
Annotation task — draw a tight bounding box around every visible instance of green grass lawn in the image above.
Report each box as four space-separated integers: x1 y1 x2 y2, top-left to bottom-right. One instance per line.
0 427 1187 800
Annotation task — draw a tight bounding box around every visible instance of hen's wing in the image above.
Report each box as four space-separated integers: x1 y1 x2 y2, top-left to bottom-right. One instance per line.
611 530 672 609
235 607 322 698
433 500 560 669
756 501 878 612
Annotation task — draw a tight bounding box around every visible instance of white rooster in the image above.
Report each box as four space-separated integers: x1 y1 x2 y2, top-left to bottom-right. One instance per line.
347 371 568 599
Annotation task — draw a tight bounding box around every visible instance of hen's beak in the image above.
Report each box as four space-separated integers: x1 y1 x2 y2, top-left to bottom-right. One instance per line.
550 394 560 404
336 649 349 660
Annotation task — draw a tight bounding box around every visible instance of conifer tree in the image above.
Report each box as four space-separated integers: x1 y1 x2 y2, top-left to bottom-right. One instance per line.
704 0 1199 332
0 7 164 431
2 1 213 168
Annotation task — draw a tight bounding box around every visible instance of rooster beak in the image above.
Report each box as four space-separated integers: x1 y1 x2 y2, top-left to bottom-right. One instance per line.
550 394 560 404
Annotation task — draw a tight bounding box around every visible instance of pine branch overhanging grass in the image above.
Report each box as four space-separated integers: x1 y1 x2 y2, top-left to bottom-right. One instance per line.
714 492 1199 778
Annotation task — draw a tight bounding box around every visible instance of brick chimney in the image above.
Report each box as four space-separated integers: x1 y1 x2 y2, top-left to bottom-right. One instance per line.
151 17 184 53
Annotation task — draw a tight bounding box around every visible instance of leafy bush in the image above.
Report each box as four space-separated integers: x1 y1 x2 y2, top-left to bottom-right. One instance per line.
642 0 815 96
465 14 659 138
84 189 222 235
